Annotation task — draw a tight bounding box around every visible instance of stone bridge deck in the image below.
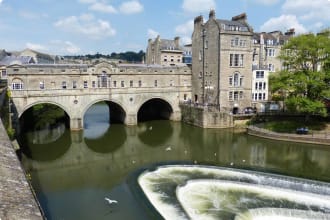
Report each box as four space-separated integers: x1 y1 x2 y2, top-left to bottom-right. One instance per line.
0 120 43 220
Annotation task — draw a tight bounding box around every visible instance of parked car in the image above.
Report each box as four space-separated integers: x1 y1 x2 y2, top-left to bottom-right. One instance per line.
244 107 256 114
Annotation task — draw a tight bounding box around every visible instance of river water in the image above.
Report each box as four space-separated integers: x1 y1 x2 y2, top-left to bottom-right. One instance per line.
18 103 330 219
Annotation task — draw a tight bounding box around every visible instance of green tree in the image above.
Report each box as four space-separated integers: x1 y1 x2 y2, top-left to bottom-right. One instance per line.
270 30 330 117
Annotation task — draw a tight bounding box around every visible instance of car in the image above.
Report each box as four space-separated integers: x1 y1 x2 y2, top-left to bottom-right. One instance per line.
244 107 256 114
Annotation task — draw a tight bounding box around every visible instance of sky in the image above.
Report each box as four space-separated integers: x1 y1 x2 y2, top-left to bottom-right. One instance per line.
0 0 329 55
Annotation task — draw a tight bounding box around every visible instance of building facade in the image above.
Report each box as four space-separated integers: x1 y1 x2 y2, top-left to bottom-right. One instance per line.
146 36 184 66
192 10 254 114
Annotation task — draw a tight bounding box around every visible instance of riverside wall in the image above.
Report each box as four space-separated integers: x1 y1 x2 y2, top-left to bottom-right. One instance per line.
247 125 330 146
180 104 234 128
0 89 43 220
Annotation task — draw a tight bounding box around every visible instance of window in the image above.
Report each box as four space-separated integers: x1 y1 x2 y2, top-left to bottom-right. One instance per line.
138 80 142 87
234 73 239 86
1 70 7 77
72 81 77 89
164 59 167 62
205 40 208 49
113 80 117 87
263 93 266 100
258 93 262 100
229 77 233 86
234 91 239 100
39 81 45 89
121 81 124 87
184 94 187 101
229 91 233 100
269 64 275 72
267 49 275 57
255 82 258 90
230 54 244 67
12 79 24 90
170 80 174 86
130 80 133 87
154 80 158 87
84 81 88 88
256 71 264 78
239 91 243 99
92 81 96 88
62 81 67 89
199 50 202 61
263 82 266 90
258 82 263 90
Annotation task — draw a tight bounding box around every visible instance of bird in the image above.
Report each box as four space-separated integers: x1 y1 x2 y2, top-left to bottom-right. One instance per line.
165 146 172 151
105 197 118 204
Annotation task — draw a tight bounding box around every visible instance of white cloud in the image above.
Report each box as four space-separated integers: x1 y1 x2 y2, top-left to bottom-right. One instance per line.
119 1 143 14
175 20 194 35
282 0 330 21
0 0 3 4
180 36 192 45
50 40 81 54
182 0 216 13
54 14 116 39
26 42 48 52
260 14 307 34
252 0 280 5
147 29 159 39
89 2 117 13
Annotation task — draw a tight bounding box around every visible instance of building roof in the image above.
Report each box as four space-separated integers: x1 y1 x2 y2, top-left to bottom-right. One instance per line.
0 55 35 66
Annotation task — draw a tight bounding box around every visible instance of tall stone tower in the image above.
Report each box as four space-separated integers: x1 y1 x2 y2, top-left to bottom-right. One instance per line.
192 10 254 113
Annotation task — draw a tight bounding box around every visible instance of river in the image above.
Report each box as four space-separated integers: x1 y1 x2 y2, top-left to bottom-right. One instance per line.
18 103 330 219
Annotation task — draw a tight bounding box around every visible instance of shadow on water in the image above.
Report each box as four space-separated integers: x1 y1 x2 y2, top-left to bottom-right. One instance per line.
137 120 173 147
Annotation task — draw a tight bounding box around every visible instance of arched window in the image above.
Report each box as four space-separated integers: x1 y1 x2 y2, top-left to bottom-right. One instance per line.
11 78 24 90
234 73 239 86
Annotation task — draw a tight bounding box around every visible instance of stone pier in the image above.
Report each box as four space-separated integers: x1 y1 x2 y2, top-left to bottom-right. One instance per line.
0 120 43 219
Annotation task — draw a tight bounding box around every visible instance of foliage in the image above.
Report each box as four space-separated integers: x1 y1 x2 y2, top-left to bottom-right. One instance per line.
31 104 66 129
270 30 330 117
263 120 326 133
64 50 145 63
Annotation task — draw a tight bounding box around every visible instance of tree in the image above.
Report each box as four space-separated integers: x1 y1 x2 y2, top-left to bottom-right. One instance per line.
270 30 330 117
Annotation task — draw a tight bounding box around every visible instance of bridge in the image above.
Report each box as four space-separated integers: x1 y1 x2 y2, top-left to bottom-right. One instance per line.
7 62 192 130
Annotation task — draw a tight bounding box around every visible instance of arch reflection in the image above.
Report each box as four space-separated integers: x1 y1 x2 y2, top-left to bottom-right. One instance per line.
85 124 127 153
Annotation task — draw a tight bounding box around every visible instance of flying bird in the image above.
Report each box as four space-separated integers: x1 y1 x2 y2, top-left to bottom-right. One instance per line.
105 197 118 204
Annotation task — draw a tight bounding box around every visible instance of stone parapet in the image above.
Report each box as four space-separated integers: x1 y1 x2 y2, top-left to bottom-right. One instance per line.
0 120 43 219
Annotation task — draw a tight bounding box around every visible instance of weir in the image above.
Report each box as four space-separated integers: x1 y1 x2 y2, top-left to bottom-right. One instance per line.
138 165 330 220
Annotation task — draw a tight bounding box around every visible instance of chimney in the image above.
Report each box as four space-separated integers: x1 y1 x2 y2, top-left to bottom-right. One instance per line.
174 37 180 49
194 15 203 24
209 9 215 19
285 28 295 37
232 13 247 23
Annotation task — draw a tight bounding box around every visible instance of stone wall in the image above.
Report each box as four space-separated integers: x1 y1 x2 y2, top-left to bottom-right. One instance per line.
180 104 233 128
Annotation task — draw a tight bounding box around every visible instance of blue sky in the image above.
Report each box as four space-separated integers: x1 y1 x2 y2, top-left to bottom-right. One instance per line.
0 0 329 55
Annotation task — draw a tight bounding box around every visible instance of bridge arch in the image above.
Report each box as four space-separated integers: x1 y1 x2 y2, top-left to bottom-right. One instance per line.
137 97 174 122
19 101 71 119
82 99 127 125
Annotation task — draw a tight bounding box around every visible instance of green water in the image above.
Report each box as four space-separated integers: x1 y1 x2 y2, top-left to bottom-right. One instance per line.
18 104 330 219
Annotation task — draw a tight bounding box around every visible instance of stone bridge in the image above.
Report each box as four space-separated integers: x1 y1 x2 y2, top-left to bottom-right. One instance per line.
7 62 192 130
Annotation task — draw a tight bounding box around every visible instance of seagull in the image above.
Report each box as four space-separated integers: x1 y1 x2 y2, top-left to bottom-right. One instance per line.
165 146 172 151
149 126 153 130
105 197 118 204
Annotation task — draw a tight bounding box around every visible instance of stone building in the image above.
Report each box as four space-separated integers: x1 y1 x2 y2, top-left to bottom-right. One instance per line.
251 29 294 110
192 10 254 114
146 35 184 66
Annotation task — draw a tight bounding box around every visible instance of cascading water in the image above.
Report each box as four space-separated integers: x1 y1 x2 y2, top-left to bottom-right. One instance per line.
138 165 330 220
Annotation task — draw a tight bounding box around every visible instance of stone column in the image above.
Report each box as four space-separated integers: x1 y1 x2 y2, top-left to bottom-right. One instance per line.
70 118 83 131
125 114 137 126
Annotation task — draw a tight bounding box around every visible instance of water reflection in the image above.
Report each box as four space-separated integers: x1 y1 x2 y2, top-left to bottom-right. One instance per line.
85 124 127 153
137 120 173 147
18 123 71 162
18 103 330 219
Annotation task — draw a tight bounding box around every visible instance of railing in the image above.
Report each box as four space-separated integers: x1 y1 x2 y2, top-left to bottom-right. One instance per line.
179 101 222 112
